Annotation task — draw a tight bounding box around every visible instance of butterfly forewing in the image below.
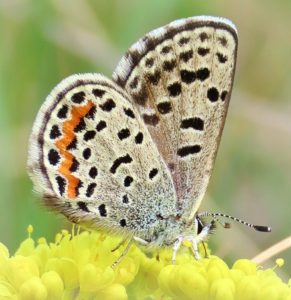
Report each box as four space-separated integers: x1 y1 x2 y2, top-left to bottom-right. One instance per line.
113 16 237 220
27 74 176 236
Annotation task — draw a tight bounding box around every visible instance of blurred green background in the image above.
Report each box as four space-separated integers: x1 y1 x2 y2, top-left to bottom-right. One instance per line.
0 0 290 279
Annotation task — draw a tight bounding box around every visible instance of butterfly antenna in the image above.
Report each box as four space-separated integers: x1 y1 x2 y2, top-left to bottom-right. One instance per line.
197 212 271 232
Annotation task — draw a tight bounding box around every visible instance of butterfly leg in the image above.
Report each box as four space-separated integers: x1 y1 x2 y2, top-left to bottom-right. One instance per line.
188 217 208 259
111 237 128 252
190 238 201 260
172 236 183 264
133 236 150 246
201 241 209 258
111 238 134 269
190 220 215 258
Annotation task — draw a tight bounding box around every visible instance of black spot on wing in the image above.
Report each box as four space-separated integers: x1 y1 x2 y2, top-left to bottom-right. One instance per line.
86 183 97 197
157 102 172 114
161 46 172 54
92 88 105 98
216 53 227 63
67 137 77 150
56 176 66 196
98 204 107 217
70 157 79 172
199 32 209 42
177 145 201 157
50 125 61 139
179 37 190 45
147 70 161 85
74 118 86 133
123 107 135 119
71 91 86 104
96 120 107 132
85 106 96 119
198 48 210 56
163 60 176 72
48 149 60 166
135 132 143 144
110 154 133 174
84 130 96 141
83 148 91 160
181 118 204 131
120 219 127 227
78 201 90 212
218 36 228 47
196 68 210 81
145 58 154 67
124 176 133 187
129 76 139 89
57 105 68 119
143 114 159 126
149 168 158 179
75 181 83 197
180 70 196 84
122 195 129 204
167 82 181 97
89 167 98 179
100 99 116 112
207 87 219 102
118 128 130 140
179 50 193 62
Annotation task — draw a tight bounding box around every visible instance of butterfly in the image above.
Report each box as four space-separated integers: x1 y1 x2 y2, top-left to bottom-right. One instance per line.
27 16 270 265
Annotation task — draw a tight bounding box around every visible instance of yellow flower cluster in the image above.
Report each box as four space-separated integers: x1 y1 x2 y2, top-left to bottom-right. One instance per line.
0 226 290 300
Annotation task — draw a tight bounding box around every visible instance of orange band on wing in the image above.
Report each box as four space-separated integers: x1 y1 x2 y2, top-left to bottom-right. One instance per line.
55 100 94 199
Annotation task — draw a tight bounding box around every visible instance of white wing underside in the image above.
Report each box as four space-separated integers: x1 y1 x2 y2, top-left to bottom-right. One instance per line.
113 16 237 220
27 74 177 238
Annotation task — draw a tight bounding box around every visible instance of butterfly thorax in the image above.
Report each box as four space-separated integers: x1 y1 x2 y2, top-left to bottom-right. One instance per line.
135 214 198 249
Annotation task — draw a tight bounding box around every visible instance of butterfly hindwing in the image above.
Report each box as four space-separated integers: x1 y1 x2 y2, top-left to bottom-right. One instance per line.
113 16 237 220
27 73 176 237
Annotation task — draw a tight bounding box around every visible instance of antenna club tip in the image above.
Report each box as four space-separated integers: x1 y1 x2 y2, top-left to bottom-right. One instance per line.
253 225 272 232
224 222 231 229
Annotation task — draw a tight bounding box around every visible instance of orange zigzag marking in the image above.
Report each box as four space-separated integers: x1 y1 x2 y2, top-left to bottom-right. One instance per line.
55 100 94 199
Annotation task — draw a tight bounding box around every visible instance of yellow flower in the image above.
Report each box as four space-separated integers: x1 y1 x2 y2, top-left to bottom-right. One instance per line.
0 225 290 300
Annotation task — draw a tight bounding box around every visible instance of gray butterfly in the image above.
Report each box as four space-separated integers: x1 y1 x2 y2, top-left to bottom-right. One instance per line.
27 16 270 265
